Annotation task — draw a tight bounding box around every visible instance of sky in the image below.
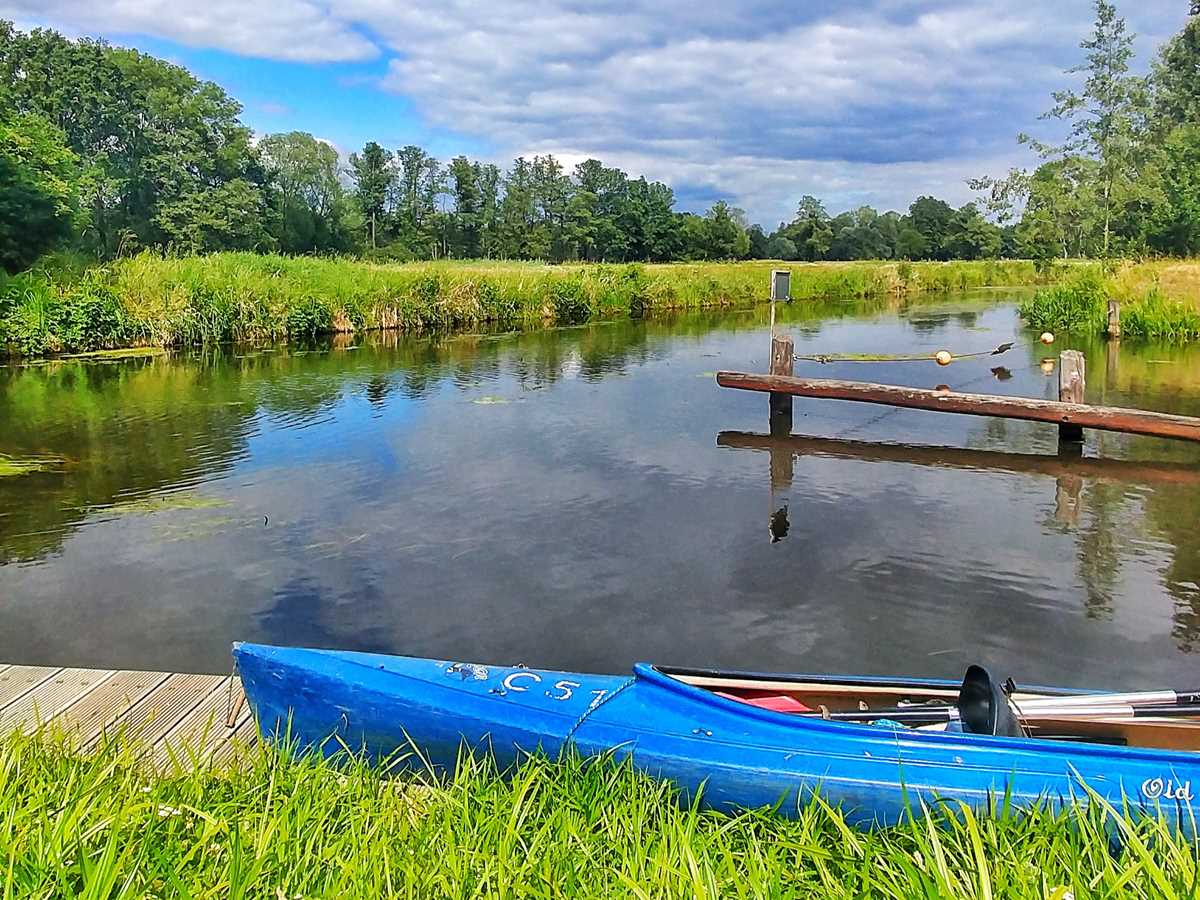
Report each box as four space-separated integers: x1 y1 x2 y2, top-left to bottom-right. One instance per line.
1 1 1191 225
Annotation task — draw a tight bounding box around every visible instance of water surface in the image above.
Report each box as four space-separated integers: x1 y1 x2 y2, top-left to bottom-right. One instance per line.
2 291 1199 688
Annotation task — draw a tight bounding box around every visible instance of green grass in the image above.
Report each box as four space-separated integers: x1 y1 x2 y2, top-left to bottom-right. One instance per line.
1 254 1045 357
1020 262 1200 341
2 731 1198 898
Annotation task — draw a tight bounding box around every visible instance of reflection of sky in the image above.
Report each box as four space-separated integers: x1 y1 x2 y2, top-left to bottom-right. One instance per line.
2 296 1199 691
238 382 420 479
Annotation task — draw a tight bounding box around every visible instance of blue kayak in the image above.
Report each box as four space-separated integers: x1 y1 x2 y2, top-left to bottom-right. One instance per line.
233 642 1200 828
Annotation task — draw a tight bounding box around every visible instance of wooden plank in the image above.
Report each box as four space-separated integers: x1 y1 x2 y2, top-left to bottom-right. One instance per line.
96 672 224 748
716 372 1200 443
151 677 238 770
0 666 62 709
54 670 172 745
715 432 1200 486
209 706 260 767
1 669 115 732
1058 351 1085 442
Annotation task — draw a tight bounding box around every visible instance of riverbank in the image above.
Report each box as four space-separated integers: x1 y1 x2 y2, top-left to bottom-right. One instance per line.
0 255 1045 357
2 732 1193 897
1020 260 1200 341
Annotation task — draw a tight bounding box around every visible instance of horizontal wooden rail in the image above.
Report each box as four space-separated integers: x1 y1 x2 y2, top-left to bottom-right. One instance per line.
716 372 1200 444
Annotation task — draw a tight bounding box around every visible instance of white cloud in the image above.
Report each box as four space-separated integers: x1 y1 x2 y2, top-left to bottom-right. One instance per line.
0 0 378 62
3 0 1189 221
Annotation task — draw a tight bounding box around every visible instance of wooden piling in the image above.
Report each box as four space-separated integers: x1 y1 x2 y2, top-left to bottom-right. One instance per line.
769 335 794 432
1107 300 1121 340
1058 351 1086 443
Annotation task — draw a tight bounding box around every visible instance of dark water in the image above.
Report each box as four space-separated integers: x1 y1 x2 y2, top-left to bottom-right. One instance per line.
2 291 1199 689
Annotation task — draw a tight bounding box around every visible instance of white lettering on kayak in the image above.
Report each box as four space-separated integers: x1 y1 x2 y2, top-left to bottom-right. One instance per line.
547 680 581 701
502 672 542 692
1141 778 1193 802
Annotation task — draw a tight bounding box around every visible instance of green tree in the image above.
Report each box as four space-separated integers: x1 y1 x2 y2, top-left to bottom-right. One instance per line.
1152 15 1200 130
0 22 268 256
702 201 750 259
259 132 348 253
781 196 833 261
349 142 394 249
905 196 956 260
944 203 1002 260
447 155 481 257
1145 125 1200 254
1021 0 1145 256
0 112 80 271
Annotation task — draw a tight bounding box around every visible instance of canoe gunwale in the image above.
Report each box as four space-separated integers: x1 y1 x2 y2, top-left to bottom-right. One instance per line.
643 665 1200 765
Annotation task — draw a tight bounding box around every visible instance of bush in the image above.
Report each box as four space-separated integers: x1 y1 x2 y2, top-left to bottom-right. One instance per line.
1019 269 1107 334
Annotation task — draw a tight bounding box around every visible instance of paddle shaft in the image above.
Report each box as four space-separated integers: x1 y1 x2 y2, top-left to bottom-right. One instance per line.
818 703 1200 726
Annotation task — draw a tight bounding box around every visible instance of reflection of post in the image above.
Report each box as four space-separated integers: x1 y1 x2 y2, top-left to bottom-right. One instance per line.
1058 350 1085 444
1105 338 1119 396
1054 473 1083 527
769 335 794 432
768 441 792 543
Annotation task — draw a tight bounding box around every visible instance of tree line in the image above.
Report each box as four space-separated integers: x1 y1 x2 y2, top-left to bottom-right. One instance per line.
1 3 1198 273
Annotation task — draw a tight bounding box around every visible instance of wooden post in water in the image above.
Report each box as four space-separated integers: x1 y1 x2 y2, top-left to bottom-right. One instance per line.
1107 300 1121 340
769 335 794 433
1058 350 1086 444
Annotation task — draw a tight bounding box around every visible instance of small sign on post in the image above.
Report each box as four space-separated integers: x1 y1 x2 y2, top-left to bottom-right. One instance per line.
771 269 791 303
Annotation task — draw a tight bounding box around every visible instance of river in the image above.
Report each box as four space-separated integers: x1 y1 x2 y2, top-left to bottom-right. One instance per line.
2 289 1199 689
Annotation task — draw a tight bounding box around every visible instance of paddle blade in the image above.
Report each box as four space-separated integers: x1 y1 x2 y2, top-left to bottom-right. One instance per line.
959 665 1024 737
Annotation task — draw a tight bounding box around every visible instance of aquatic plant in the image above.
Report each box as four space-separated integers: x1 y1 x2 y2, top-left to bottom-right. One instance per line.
1 731 1196 897
0 453 61 477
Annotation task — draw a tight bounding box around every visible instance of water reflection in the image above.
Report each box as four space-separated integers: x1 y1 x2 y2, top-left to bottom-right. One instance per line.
1 292 1199 688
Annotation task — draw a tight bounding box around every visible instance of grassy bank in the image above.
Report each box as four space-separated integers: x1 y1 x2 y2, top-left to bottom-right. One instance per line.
1020 261 1200 341
0 255 1044 357
2 733 1196 898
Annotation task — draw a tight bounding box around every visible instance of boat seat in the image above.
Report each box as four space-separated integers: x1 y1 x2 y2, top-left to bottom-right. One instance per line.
716 691 813 714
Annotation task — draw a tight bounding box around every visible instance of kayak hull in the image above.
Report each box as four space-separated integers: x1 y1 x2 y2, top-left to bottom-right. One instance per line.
233 643 1200 828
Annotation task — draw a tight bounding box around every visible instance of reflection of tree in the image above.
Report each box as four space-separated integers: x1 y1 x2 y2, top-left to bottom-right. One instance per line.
1143 486 1200 651
0 359 256 563
1075 480 1128 620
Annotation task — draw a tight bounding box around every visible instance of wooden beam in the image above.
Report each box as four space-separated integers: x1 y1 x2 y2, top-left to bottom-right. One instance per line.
715 372 1200 444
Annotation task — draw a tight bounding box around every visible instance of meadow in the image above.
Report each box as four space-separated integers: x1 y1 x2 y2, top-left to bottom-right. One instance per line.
0 255 1045 357
2 731 1197 899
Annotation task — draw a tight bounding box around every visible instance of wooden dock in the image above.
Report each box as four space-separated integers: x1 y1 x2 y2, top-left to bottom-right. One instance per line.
0 664 257 768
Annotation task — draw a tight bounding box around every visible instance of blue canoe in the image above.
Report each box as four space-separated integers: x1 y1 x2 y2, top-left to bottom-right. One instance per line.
233 643 1200 827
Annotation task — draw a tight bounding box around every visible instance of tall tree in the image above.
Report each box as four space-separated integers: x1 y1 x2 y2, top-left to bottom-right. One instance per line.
348 141 394 249
1021 0 1145 255
1152 14 1200 130
0 22 268 256
259 132 347 253
447 155 481 257
0 112 80 271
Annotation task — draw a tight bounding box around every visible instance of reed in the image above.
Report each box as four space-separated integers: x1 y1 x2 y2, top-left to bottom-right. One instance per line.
1 730 1196 898
1020 260 1200 341
2 255 1044 357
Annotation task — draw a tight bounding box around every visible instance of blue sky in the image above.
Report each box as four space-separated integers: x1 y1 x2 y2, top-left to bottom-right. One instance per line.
1 1 1190 224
